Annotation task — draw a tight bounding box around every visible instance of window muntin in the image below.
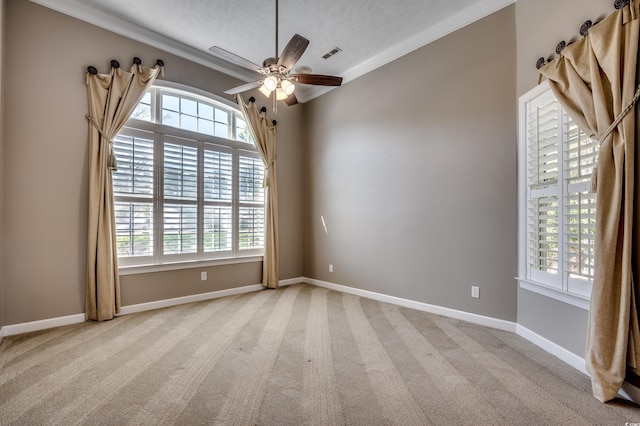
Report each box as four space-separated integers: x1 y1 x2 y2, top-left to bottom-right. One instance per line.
519 83 597 302
114 85 264 267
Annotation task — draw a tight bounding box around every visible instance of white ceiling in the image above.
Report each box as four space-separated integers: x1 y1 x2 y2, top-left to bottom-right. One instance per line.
31 0 513 102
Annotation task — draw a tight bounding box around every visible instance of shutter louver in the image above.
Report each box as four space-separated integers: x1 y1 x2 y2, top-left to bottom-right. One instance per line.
163 204 197 254
113 134 154 197
239 156 265 203
239 207 265 250
204 150 232 202
566 192 596 281
115 202 153 257
528 99 559 188
528 196 559 274
204 206 232 252
164 143 198 200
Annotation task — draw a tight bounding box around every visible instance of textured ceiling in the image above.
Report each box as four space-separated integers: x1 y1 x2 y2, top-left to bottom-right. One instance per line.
32 0 513 102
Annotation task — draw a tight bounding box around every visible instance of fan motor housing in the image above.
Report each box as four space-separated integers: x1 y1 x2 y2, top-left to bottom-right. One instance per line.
263 57 279 69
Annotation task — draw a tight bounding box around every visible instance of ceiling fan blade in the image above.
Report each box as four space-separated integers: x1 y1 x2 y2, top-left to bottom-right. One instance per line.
284 93 298 106
209 46 263 73
277 34 310 70
290 74 343 86
224 80 264 95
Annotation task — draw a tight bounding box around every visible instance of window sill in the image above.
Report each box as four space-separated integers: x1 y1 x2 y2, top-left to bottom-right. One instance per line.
118 256 263 276
516 277 591 311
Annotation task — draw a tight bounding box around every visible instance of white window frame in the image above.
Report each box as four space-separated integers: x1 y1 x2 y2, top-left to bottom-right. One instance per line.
517 81 595 310
115 81 265 274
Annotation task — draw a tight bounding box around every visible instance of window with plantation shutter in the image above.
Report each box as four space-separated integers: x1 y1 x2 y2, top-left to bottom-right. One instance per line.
518 82 595 306
238 155 266 250
113 82 265 269
113 131 154 259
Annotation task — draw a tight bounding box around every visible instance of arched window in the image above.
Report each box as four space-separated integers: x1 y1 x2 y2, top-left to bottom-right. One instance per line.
113 82 265 269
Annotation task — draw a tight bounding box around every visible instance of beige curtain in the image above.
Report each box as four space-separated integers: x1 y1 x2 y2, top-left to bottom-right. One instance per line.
86 59 163 321
539 3 640 402
235 94 279 289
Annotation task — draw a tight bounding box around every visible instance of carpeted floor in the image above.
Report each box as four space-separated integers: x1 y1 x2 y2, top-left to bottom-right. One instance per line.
0 283 638 425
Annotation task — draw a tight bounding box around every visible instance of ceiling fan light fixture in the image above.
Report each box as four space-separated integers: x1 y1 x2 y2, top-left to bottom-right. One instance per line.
259 84 272 98
281 79 295 95
275 87 289 100
263 76 278 92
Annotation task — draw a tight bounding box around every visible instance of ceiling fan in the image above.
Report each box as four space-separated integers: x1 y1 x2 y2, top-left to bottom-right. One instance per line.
208 0 343 108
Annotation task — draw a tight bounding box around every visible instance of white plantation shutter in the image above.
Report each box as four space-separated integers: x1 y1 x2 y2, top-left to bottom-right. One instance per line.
528 196 559 276
113 131 154 259
238 155 265 251
164 142 198 200
564 113 597 297
239 155 265 203
204 206 232 251
526 91 561 286
113 133 154 196
114 202 153 257
204 149 233 252
520 83 595 300
239 207 265 250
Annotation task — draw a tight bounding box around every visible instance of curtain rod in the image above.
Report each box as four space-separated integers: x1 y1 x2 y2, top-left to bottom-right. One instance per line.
86 57 165 75
536 0 630 69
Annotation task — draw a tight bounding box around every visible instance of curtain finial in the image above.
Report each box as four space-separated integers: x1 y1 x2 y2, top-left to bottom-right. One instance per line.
536 57 546 69
580 20 593 36
614 0 630 10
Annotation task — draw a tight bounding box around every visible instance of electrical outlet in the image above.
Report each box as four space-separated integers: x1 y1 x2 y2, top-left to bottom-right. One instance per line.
201 271 207 281
329 264 333 273
471 286 480 298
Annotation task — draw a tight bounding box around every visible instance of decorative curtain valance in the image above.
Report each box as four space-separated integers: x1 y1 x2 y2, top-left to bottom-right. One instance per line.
538 0 640 403
235 94 280 289
85 57 164 321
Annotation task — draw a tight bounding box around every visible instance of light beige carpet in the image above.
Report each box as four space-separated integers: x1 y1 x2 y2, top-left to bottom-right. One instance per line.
0 283 638 425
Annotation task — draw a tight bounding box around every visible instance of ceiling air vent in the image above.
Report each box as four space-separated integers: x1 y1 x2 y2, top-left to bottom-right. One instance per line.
322 47 342 60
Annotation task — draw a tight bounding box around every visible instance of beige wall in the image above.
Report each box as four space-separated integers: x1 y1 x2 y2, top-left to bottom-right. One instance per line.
2 0 304 325
515 0 612 355
303 6 518 321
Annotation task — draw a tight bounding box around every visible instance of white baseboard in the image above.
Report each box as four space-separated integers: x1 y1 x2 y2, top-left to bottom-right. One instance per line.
279 277 303 287
2 282 279 337
2 313 86 337
620 382 640 404
118 283 264 315
302 277 517 333
515 324 587 375
515 325 640 404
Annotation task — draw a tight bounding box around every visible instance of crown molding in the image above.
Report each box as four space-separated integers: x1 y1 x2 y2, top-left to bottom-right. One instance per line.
301 0 515 102
29 0 258 83
31 0 514 104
